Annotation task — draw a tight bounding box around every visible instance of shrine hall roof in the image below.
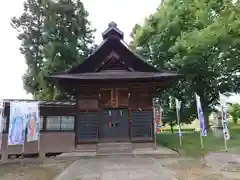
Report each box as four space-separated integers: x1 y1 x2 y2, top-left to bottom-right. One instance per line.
49 70 178 80
48 22 180 82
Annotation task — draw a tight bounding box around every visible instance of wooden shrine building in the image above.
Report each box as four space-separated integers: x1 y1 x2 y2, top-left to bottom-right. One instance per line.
49 22 179 150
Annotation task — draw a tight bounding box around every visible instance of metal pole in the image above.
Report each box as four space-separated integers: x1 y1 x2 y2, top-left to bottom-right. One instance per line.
0 100 5 151
176 108 182 147
221 105 228 152
152 98 157 150
199 130 205 162
38 103 41 157
21 142 25 168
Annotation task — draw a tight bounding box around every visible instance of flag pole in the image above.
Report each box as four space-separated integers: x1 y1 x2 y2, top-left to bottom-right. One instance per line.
175 98 182 147
152 98 157 150
21 101 27 168
224 136 228 152
177 110 182 147
199 129 206 165
199 129 204 156
0 100 5 152
221 105 229 152
21 140 25 168
37 102 41 157
219 92 230 152
195 93 206 161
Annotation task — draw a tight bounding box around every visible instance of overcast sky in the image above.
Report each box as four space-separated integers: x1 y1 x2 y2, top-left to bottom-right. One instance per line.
0 0 239 103
0 0 159 99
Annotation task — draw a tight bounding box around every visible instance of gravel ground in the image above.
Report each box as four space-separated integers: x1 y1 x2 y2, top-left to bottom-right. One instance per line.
0 158 73 180
0 153 239 180
161 153 240 180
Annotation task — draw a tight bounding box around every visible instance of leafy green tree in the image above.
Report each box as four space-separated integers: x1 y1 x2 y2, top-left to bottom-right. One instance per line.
131 0 240 128
229 103 240 124
11 0 95 100
162 106 196 133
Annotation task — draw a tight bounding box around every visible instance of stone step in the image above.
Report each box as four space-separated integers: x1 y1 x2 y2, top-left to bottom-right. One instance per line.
75 149 96 152
96 152 133 157
97 147 132 151
97 142 133 154
97 145 132 149
97 149 132 154
97 142 132 147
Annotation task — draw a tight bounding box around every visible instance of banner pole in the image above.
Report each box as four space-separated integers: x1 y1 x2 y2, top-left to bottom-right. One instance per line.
221 105 229 152
0 100 5 151
21 101 27 168
175 98 182 147
176 107 182 147
38 102 41 157
21 142 25 168
199 130 205 161
152 98 157 150
195 93 206 162
224 137 228 152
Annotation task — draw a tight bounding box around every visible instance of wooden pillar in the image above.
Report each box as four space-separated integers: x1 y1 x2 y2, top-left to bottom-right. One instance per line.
128 108 132 142
74 93 79 146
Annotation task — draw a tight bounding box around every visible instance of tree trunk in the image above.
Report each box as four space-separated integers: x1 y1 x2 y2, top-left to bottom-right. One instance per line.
170 122 174 133
233 118 238 124
203 109 210 131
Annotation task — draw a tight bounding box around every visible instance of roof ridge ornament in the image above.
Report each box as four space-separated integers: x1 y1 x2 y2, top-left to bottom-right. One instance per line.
108 22 117 28
102 22 124 40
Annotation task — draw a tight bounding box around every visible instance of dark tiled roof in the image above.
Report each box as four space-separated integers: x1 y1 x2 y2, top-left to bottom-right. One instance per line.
49 70 178 80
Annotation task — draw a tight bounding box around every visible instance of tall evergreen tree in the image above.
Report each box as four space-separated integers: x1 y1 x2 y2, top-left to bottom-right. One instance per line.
11 0 95 100
11 0 46 98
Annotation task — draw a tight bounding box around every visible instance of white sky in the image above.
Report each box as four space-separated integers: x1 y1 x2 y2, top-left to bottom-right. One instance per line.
0 0 239 103
0 0 159 99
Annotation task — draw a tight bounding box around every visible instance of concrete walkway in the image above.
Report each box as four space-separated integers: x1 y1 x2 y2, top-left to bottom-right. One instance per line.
54 156 177 180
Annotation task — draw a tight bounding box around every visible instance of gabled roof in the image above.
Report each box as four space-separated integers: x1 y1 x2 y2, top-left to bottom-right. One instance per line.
49 22 179 81
50 70 177 80
66 22 163 74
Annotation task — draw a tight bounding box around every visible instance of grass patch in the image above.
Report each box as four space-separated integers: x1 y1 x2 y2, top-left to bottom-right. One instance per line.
229 123 240 130
157 129 240 157
161 128 195 132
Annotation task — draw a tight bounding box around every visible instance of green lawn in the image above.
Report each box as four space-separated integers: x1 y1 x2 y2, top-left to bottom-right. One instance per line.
157 126 240 157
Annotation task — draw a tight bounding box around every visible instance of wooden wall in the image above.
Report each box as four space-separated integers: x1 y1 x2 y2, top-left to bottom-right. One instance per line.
76 87 154 142
77 87 152 110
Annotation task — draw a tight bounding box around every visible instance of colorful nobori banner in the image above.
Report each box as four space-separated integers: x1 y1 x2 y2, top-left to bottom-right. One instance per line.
26 102 39 142
175 98 182 136
218 92 230 152
221 104 230 140
195 94 207 137
8 102 40 145
8 102 27 145
154 105 162 134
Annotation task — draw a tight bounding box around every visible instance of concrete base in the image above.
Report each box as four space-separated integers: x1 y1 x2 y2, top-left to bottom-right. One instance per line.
38 152 46 158
1 152 8 162
53 156 178 180
56 146 178 160
212 126 224 138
